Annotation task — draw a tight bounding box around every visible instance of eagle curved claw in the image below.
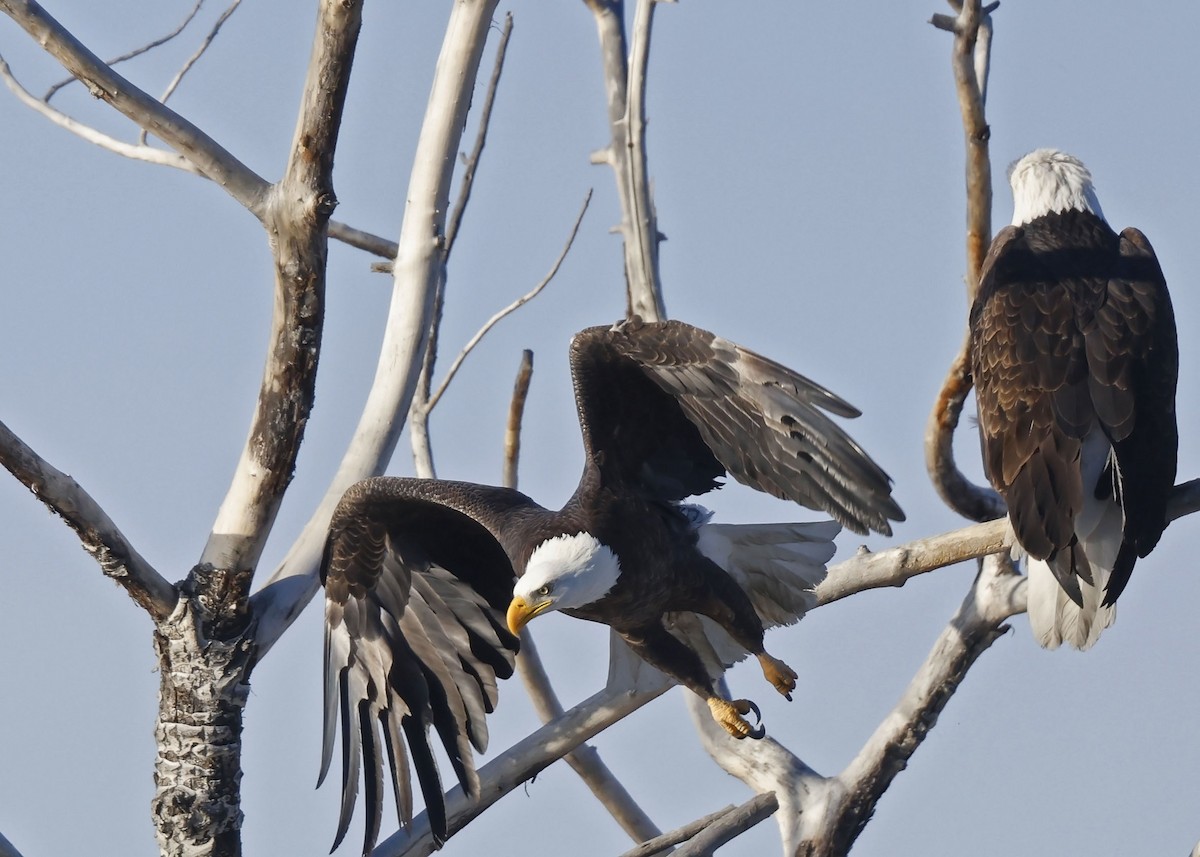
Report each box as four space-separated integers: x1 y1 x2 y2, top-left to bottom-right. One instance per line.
758 652 797 701
707 697 765 740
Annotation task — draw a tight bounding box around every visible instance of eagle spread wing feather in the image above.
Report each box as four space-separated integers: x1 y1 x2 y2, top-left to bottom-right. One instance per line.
571 318 903 535
320 478 524 853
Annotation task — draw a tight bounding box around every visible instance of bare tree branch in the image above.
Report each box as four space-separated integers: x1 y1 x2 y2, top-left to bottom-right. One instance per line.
618 803 743 857
444 11 513 255
251 0 503 656
375 677 674 857
425 189 592 414
199 0 362 576
5 48 399 261
585 0 667 321
0 54 204 174
139 0 243 145
0 419 176 620
1 0 269 214
43 0 205 102
924 0 1005 522
821 555 1021 854
671 793 780 857
817 518 1009 606
502 349 534 490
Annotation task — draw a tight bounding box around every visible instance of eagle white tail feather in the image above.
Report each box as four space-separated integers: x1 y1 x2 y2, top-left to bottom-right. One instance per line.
676 520 839 668
1024 435 1122 650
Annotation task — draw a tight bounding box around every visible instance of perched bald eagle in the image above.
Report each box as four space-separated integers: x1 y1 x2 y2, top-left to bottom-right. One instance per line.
319 317 903 852
971 149 1178 649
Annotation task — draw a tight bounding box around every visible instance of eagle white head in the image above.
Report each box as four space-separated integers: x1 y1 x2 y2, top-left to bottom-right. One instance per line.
506 532 621 634
1008 148 1106 226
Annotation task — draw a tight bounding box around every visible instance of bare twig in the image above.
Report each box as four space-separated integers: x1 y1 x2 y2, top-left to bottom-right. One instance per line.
816 518 1009 606
502 350 534 490
584 0 667 321
0 419 177 620
1 54 203 174
423 189 593 414
140 0 243 145
444 11 513 255
670 793 780 857
252 0 503 655
618 804 739 857
925 0 1005 522
43 0 205 101
824 555 1022 854
1 0 269 215
373 678 674 857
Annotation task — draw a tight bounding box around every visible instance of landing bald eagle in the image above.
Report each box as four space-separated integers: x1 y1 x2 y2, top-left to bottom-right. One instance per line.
971 149 1179 649
319 317 903 852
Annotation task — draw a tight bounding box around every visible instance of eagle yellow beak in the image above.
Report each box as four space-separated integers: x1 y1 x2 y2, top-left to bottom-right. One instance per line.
507 596 553 635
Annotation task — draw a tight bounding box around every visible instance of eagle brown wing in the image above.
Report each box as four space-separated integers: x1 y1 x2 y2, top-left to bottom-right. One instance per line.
319 477 532 853
1090 228 1178 603
970 221 1178 604
971 224 1090 595
570 318 904 535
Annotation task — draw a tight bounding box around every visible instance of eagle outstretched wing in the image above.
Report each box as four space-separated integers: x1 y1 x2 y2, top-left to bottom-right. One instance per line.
319 477 530 853
570 317 904 535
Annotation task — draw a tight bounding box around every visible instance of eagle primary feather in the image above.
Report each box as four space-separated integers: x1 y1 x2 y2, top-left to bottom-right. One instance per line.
320 318 903 852
971 149 1178 649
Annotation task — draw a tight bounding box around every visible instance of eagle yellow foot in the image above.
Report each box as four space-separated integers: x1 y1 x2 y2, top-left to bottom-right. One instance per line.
707 697 765 740
758 652 797 701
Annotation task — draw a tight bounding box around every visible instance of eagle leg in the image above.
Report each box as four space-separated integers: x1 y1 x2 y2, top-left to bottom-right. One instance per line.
707 697 765 740
757 652 797 701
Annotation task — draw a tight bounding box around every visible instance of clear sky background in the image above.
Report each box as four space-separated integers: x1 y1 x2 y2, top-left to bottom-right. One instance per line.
1 3 1197 856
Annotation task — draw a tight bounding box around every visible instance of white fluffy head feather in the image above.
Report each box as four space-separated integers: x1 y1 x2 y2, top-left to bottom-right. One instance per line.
514 532 621 611
1008 148 1106 226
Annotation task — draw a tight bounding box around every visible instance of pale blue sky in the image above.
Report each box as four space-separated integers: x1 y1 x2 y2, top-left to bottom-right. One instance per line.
1 3 1197 856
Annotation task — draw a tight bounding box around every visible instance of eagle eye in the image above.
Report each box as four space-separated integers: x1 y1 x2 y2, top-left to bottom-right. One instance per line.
536 584 551 597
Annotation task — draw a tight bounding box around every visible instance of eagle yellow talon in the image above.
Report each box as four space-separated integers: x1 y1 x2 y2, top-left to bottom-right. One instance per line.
707 697 765 740
758 652 797 701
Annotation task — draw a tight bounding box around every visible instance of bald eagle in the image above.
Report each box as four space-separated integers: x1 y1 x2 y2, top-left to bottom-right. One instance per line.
319 317 903 852
971 149 1178 649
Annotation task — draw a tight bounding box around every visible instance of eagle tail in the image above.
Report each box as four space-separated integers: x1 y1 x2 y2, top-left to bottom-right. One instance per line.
1025 493 1122 651
697 520 839 627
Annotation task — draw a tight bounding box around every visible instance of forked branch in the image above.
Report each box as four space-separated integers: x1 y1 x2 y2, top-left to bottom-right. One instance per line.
924 0 1005 522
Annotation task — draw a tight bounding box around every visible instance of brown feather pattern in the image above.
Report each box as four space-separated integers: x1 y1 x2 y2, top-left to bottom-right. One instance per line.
970 209 1177 606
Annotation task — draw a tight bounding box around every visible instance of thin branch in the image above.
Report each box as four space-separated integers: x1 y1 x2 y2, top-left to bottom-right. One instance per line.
618 804 740 857
0 54 203 174
373 677 674 857
621 0 666 320
925 0 1004 522
43 0 205 101
423 188 593 413
6 50 400 260
585 0 666 321
502 350 534 490
824 555 1022 854
671 793 780 857
1 0 269 215
0 418 177 620
444 11 513 255
139 0 243 145
251 0 502 656
816 518 1009 606
199 0 362 575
